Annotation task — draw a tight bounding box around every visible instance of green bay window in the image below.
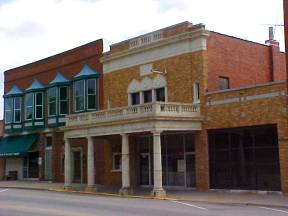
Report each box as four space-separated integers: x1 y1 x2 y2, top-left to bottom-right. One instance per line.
13 97 22 123
4 98 13 124
25 93 34 120
73 64 101 113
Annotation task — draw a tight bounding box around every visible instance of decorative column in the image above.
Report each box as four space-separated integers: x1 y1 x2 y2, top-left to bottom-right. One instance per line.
151 131 166 198
119 134 133 195
86 136 96 191
64 138 72 190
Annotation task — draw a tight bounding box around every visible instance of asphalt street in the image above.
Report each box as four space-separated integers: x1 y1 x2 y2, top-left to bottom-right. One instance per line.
0 188 288 216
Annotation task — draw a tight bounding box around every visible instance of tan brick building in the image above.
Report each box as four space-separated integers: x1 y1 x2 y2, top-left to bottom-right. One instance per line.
2 21 288 197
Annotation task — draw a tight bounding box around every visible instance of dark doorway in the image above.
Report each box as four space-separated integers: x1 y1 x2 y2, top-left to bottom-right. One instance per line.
209 124 281 191
72 151 82 183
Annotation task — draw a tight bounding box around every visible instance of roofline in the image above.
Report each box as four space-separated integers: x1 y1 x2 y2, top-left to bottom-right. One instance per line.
4 38 103 74
209 31 283 49
110 21 192 48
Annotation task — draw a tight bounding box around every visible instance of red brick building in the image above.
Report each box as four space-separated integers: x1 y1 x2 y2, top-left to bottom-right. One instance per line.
1 22 287 196
2 39 103 181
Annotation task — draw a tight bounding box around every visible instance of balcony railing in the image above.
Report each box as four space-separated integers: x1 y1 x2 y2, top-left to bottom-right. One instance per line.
65 102 200 127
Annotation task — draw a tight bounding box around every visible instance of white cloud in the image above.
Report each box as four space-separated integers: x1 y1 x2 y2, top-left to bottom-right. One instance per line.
0 0 285 119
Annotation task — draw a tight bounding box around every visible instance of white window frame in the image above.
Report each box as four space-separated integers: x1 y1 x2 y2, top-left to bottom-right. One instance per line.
86 79 97 111
4 98 13 124
13 97 21 123
74 80 85 112
193 82 200 104
59 86 69 115
48 87 57 117
25 93 34 120
35 92 44 120
111 152 122 172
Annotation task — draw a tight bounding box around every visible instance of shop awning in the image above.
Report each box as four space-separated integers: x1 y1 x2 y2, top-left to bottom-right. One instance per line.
0 134 38 157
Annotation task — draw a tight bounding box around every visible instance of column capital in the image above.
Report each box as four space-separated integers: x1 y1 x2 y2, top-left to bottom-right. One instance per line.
120 133 129 137
151 130 162 136
86 136 94 142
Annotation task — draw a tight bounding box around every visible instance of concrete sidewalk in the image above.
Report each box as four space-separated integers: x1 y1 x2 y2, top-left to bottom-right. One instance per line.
0 181 287 208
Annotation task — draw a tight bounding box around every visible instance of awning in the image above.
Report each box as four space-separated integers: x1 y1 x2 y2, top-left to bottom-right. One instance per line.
0 134 38 157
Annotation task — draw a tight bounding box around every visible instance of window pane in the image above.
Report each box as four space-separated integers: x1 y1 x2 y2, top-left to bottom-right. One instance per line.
75 81 84 111
59 87 68 100
87 79 96 95
76 97 84 111
5 98 13 123
219 77 229 90
59 101 68 115
36 106 43 119
156 88 165 102
14 97 21 109
75 80 84 97
25 93 33 107
49 103 56 116
131 92 140 105
26 107 33 120
88 95 96 109
143 90 152 103
25 93 33 120
14 110 21 122
48 88 57 102
36 92 43 106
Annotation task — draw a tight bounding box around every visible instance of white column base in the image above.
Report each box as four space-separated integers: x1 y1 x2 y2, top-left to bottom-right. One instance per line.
119 187 134 196
151 188 166 198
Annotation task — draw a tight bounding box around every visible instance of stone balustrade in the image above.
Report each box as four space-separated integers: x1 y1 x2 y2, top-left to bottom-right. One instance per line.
66 102 200 127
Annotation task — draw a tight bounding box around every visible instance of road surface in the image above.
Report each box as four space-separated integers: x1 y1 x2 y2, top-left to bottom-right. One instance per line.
0 188 288 216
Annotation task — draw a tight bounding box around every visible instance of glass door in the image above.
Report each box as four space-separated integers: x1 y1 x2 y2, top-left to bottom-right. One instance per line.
140 153 151 185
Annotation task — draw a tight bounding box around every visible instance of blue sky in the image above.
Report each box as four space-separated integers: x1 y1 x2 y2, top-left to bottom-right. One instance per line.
0 0 285 119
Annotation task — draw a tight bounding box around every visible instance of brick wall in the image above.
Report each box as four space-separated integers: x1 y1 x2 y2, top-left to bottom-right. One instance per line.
207 32 286 92
204 82 288 193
